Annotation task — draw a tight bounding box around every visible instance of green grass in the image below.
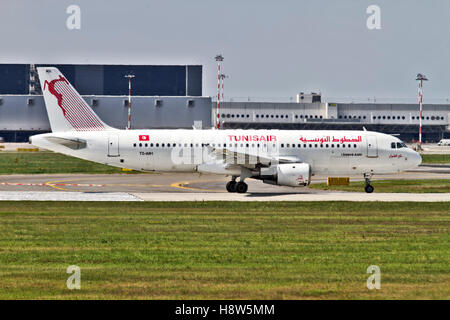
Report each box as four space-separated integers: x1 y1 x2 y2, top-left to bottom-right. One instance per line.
0 201 448 299
0 152 134 174
309 179 450 193
421 154 450 164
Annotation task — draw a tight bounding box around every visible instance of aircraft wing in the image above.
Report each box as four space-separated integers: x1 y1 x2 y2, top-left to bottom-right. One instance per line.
206 146 303 169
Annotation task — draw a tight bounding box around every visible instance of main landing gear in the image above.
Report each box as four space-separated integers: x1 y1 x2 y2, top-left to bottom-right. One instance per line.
364 173 374 193
226 176 248 193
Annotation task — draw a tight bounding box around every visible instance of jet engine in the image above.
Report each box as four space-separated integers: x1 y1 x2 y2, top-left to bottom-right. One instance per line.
259 163 311 187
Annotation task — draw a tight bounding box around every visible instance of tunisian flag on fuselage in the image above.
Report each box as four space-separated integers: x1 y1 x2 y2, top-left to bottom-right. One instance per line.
139 135 150 141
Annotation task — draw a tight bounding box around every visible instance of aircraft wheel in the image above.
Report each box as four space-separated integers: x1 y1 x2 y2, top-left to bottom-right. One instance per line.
365 184 374 193
226 181 237 193
236 181 248 194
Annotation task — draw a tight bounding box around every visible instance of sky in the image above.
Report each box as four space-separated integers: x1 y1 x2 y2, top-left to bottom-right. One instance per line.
1 0 450 102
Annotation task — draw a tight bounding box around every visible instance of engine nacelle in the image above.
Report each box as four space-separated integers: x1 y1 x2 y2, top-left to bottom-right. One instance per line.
261 163 311 187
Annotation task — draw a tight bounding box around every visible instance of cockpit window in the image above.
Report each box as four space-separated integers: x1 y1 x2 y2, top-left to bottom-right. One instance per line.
392 142 407 149
391 142 407 149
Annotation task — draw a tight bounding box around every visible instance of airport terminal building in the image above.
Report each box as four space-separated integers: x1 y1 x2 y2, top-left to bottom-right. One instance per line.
214 93 450 142
0 64 449 142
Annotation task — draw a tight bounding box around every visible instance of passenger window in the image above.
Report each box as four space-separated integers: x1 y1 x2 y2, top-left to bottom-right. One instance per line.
133 143 136 147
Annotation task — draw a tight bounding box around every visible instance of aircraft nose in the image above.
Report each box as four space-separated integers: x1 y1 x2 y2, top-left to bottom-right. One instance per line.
410 151 422 168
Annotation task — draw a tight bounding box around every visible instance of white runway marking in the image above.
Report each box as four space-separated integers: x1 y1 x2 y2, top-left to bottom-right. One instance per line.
0 191 141 201
132 192 450 202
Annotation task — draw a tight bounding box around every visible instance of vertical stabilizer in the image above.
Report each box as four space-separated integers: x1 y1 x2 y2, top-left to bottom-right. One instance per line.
37 67 112 132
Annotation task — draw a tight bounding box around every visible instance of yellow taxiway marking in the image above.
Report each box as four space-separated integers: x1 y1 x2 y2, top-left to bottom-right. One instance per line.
40 177 223 192
45 179 70 191
43 177 168 191
170 180 223 192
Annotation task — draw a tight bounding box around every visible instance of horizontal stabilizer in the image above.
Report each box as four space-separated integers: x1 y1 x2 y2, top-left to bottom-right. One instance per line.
45 137 87 150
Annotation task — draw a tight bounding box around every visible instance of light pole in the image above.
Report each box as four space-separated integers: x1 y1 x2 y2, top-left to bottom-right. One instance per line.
124 74 135 130
416 73 428 147
215 54 224 129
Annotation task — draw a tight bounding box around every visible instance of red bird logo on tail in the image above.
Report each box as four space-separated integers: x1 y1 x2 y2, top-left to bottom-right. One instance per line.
44 75 69 116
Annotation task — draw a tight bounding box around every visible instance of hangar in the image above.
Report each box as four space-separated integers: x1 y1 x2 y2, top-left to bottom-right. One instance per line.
0 64 211 141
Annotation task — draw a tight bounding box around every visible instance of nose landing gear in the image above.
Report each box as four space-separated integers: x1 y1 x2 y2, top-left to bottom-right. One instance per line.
364 173 374 193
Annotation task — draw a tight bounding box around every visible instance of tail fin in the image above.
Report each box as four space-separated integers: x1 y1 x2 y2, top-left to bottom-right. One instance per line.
37 67 112 132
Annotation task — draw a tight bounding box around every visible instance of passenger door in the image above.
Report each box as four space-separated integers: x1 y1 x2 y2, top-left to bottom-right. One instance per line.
366 136 378 158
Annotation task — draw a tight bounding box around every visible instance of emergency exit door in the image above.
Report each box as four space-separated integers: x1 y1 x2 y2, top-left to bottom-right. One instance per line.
108 135 120 157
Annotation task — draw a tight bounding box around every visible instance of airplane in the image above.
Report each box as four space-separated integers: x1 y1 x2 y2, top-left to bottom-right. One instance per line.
30 67 422 194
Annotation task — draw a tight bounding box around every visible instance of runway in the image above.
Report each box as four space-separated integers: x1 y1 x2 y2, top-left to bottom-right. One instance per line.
0 164 448 201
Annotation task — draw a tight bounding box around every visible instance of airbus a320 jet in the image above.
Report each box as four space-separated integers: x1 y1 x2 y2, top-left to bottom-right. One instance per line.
30 68 422 193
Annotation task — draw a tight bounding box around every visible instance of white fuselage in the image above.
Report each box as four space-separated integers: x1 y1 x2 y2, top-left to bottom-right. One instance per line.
30 129 422 177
